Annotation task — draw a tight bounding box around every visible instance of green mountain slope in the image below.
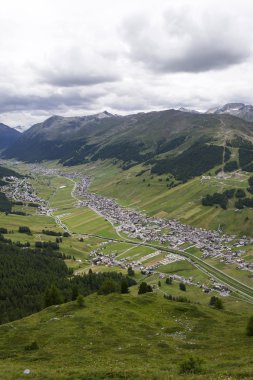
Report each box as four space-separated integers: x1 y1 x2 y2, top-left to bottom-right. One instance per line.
0 293 252 380
4 110 253 180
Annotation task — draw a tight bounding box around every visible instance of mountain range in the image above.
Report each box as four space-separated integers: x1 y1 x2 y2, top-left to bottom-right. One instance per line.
0 123 20 151
206 103 253 122
2 103 253 181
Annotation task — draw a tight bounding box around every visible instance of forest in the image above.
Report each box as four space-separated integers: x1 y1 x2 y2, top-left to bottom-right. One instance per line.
151 143 224 180
0 237 136 324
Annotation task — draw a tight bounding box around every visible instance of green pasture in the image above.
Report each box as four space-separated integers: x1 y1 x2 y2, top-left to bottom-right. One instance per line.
60 207 118 238
75 161 253 236
0 293 252 380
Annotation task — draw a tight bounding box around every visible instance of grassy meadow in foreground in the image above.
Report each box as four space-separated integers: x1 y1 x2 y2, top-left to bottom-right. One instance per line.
0 292 252 380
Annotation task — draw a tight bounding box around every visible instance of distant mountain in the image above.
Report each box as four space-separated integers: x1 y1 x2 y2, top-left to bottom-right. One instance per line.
207 103 253 122
178 107 200 114
0 123 21 150
13 125 29 133
4 108 253 181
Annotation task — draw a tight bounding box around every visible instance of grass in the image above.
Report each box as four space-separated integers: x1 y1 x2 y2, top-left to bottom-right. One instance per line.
0 211 58 233
0 161 252 378
60 207 119 238
76 160 253 236
0 293 252 380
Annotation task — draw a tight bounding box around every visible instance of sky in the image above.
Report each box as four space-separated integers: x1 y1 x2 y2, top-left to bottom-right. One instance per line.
1 0 253 127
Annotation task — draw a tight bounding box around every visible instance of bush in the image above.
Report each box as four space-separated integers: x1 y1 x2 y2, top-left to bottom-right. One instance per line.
127 266 135 276
18 226 31 234
179 356 203 374
98 278 119 295
202 192 228 209
76 294 85 308
179 282 186 291
24 341 39 351
209 296 223 309
223 189 236 199
235 199 244 209
235 189 246 198
246 316 253 336
138 282 153 294
121 279 129 294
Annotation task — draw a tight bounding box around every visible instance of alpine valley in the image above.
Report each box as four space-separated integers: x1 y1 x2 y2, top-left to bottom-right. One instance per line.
0 104 253 380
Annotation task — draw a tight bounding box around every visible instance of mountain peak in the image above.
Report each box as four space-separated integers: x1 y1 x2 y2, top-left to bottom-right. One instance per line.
178 107 199 114
95 111 114 119
206 102 253 122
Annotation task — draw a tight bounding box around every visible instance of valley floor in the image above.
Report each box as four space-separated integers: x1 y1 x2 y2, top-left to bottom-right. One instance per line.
0 160 252 379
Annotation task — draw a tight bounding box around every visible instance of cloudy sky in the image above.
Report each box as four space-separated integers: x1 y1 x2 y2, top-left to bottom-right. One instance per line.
1 0 253 127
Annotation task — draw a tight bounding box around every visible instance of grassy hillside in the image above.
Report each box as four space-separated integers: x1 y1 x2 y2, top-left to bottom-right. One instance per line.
4 109 253 181
73 160 253 236
0 293 252 380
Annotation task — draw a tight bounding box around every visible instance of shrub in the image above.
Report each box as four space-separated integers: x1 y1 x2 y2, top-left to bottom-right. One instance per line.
76 294 85 308
179 356 203 374
121 279 129 294
18 226 31 234
246 316 253 336
127 266 135 276
98 278 119 295
179 282 186 291
24 341 39 351
209 296 224 310
138 282 153 294
235 189 246 198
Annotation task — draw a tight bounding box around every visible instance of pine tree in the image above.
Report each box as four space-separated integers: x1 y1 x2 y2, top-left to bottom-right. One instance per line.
44 284 63 307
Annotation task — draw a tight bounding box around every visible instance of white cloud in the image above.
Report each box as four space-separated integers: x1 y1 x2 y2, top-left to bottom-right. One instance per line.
0 0 253 126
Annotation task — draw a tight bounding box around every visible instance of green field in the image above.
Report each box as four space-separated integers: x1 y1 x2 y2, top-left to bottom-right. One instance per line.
73 160 253 236
60 207 119 238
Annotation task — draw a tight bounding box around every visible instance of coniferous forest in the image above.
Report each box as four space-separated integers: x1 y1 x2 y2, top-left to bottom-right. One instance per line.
0 237 136 324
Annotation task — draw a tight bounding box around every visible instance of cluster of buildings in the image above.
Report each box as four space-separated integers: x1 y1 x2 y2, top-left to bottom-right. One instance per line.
3 165 252 278
2 176 44 205
74 176 253 274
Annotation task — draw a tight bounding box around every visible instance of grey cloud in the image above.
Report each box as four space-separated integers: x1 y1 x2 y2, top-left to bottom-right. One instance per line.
37 48 121 87
42 71 119 87
0 91 104 113
122 7 252 73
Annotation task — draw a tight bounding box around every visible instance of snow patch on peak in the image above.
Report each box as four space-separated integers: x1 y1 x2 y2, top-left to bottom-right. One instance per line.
96 111 114 119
